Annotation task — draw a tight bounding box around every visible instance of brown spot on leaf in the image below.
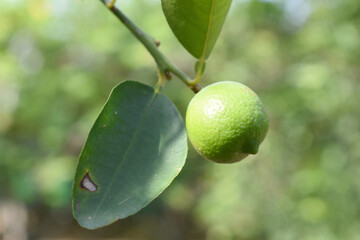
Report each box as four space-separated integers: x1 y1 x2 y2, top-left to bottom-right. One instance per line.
80 172 98 192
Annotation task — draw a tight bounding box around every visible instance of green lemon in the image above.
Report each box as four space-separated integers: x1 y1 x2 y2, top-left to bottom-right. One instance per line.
186 81 269 163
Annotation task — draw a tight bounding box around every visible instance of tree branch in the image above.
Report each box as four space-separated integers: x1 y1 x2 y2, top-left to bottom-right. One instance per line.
100 0 202 93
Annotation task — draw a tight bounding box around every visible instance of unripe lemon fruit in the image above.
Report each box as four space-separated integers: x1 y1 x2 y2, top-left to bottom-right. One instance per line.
186 81 269 163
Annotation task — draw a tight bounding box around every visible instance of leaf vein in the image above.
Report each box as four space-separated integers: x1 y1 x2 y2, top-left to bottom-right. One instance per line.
200 0 217 60
91 90 158 220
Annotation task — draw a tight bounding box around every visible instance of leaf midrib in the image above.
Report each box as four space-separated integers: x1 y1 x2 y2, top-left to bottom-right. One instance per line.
199 0 216 60
91 91 158 220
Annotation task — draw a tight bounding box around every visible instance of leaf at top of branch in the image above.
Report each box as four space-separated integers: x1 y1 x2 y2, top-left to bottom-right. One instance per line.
162 0 233 59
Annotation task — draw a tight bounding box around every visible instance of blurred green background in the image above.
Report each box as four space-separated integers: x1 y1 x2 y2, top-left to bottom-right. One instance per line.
1 0 360 239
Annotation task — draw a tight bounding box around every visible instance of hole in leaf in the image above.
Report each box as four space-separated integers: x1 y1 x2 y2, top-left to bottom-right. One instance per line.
80 172 98 192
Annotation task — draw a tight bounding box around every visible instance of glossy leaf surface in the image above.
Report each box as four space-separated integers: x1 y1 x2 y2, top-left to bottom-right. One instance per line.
162 0 232 59
72 81 187 229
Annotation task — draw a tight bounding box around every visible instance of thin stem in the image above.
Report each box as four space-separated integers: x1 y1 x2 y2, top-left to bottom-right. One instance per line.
192 57 205 85
154 69 165 93
100 0 202 93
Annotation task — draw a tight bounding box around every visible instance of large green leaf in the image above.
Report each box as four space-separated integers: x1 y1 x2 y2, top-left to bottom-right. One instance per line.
72 81 188 229
162 0 232 59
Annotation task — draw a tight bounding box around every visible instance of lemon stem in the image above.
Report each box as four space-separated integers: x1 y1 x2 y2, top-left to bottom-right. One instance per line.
100 0 202 93
192 57 205 85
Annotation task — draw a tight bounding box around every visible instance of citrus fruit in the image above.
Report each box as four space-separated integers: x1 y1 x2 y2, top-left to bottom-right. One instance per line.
186 81 269 163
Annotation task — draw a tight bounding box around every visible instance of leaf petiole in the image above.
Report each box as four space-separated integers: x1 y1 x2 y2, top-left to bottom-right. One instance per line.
192 57 206 85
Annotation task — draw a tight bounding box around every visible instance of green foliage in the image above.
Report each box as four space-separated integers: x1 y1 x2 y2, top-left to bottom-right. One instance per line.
72 81 187 229
1 0 360 239
71 0 235 229
162 0 232 59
